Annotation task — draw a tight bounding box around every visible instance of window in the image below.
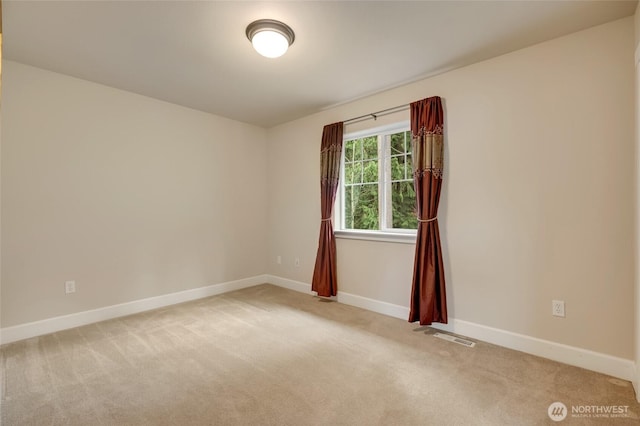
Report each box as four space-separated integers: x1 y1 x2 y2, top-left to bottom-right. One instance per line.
338 122 417 236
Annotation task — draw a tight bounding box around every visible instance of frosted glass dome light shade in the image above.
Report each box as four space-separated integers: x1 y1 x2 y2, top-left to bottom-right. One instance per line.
252 31 289 58
246 19 295 59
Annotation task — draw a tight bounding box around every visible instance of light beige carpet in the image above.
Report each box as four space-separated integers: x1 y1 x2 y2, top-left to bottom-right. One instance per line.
1 284 638 425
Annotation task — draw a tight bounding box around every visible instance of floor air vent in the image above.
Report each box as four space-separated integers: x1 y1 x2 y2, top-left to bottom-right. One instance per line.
433 332 476 348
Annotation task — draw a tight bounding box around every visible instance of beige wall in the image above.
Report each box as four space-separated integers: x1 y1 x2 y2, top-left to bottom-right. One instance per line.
1 61 269 327
1 15 635 363
267 17 636 359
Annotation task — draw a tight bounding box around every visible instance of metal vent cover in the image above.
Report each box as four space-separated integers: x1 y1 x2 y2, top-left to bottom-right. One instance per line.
433 332 476 348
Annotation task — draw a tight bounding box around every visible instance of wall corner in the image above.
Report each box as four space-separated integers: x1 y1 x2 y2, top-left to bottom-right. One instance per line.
635 0 640 402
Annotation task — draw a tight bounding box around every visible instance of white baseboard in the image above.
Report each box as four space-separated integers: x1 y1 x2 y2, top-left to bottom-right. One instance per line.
265 275 315 295
264 275 409 318
3 273 635 384
429 319 635 383
264 275 407 318
265 275 635 382
335 291 410 319
0 275 269 345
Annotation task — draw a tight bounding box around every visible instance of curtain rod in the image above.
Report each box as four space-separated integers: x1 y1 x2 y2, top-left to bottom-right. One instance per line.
343 103 410 126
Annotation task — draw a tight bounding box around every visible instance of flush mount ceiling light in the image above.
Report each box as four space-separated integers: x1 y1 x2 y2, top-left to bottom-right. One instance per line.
246 19 295 59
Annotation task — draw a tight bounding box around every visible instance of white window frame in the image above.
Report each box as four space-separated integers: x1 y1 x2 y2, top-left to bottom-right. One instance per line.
335 121 417 244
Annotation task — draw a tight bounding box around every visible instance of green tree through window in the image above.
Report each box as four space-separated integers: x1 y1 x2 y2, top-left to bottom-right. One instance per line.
341 126 417 232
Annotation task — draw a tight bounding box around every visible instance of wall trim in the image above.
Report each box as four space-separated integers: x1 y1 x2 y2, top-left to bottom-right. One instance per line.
0 275 269 345
265 275 635 382
634 29 640 403
429 318 635 383
265 275 315 295
2 274 635 383
264 275 408 318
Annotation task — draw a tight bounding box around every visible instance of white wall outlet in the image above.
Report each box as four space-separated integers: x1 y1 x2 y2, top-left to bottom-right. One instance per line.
65 281 76 294
277 255 282 264
552 300 565 317
294 257 300 267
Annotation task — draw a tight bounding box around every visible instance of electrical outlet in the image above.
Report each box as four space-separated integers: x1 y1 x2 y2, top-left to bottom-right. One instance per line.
294 257 300 267
552 300 565 317
277 255 282 264
65 281 76 294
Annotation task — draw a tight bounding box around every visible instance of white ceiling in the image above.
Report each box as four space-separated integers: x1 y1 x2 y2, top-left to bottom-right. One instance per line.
3 1 637 128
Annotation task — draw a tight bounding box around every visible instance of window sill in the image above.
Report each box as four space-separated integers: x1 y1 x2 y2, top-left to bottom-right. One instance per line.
335 230 416 244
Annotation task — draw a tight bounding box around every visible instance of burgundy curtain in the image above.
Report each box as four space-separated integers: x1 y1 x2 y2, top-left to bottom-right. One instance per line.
312 122 344 297
408 97 448 325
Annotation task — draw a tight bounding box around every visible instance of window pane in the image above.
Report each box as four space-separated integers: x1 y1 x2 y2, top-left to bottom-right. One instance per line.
342 125 414 232
390 156 404 181
344 140 355 162
390 132 404 155
346 161 363 184
345 138 364 161
353 138 363 161
391 181 417 229
357 161 366 184
399 155 408 180
362 160 378 183
344 185 355 229
363 136 378 160
344 162 354 185
344 184 379 230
